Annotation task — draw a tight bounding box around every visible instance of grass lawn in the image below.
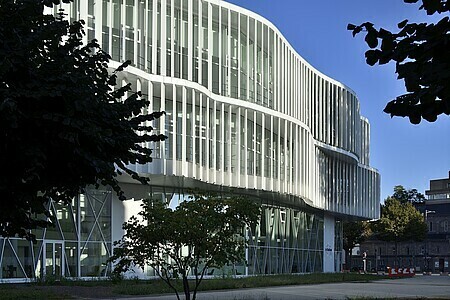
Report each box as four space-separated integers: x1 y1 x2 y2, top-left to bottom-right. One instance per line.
0 273 387 299
113 273 385 296
0 285 72 300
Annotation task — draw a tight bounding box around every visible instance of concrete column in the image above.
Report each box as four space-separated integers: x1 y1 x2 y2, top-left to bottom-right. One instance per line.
323 214 335 272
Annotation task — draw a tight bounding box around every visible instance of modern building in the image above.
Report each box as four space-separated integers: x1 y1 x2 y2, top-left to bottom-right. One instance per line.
355 172 450 273
0 0 380 282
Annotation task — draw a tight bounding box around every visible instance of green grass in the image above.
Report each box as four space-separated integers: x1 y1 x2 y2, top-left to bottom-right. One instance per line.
112 273 385 295
0 285 72 300
0 273 387 299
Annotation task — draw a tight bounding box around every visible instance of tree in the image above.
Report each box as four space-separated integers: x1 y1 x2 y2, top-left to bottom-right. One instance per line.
0 0 165 239
343 221 371 271
392 185 426 203
372 195 427 266
348 0 450 124
110 192 261 300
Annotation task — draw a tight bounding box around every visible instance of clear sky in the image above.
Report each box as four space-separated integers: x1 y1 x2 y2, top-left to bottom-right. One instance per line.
225 0 450 201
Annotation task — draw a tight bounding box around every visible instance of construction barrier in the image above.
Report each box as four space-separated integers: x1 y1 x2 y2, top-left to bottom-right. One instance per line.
388 267 415 277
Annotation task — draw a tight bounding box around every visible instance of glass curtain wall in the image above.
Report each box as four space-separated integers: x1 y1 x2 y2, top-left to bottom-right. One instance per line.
0 189 112 280
247 207 324 274
132 187 324 276
61 0 375 169
94 0 276 109
145 81 300 190
60 0 380 220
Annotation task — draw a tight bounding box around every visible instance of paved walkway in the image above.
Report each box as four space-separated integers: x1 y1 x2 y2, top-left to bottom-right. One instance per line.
99 275 450 300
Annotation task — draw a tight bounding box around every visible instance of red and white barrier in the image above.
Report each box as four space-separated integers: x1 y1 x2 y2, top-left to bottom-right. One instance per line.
388 267 415 277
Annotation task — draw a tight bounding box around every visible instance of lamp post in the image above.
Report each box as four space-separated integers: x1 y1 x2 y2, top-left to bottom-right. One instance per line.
425 209 435 273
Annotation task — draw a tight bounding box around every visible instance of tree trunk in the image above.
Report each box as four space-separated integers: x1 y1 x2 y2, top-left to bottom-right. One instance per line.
182 275 190 300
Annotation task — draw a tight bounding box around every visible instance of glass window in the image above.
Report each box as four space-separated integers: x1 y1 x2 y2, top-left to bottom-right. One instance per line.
102 0 110 52
1 240 27 278
146 0 153 72
112 0 121 61
240 14 247 100
165 84 174 159
65 242 78 277
80 242 110 277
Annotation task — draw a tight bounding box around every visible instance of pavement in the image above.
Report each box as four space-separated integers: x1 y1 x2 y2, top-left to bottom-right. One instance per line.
97 275 450 300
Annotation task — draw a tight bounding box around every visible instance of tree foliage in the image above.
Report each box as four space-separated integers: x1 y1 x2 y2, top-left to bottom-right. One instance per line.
343 221 371 253
391 185 426 203
0 0 165 239
110 192 261 300
343 221 371 270
373 197 427 243
348 0 450 124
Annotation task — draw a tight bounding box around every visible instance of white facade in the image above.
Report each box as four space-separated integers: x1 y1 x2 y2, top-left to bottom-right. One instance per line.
60 0 379 219
67 0 380 273
0 0 380 282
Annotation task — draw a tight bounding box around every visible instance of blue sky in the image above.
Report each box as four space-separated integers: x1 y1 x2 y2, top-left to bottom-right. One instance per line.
226 0 450 201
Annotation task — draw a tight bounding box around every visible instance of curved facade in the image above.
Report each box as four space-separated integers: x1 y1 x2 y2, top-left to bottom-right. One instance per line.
78 0 379 218
0 0 380 281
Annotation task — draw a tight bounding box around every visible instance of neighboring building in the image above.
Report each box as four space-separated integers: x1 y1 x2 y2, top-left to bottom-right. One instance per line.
356 172 450 273
0 0 380 281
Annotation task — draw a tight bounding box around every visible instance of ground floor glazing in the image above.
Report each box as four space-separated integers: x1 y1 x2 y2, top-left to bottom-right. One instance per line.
0 186 343 281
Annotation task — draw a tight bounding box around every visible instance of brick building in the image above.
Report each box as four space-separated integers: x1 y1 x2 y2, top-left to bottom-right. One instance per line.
354 172 450 273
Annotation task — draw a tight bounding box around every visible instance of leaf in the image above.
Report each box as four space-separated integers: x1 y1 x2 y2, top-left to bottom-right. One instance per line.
380 37 395 53
347 23 357 30
398 19 409 29
408 112 421 124
365 50 381 66
422 112 437 122
361 22 374 29
351 26 363 37
352 0 449 123
421 0 442 15
365 30 379 48
378 28 392 38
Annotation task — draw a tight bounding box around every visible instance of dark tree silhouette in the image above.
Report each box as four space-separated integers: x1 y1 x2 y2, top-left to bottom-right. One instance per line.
0 0 165 239
348 0 450 124
343 221 371 271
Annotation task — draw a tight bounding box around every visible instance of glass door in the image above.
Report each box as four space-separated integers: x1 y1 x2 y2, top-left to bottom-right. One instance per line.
43 241 64 278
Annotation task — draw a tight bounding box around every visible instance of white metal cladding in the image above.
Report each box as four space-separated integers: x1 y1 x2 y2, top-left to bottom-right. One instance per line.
61 0 380 219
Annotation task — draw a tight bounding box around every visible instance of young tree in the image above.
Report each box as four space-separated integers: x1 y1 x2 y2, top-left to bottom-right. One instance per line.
343 221 371 271
110 192 261 300
372 196 427 266
0 0 165 239
348 0 450 124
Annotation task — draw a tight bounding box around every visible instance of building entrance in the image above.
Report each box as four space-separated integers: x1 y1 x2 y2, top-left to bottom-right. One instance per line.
43 241 64 278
